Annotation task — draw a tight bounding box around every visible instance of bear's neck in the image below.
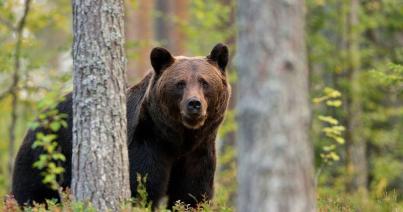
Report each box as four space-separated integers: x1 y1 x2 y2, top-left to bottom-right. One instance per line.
136 104 218 157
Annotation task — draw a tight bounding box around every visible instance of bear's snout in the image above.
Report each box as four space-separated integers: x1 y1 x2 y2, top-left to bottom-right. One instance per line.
186 97 202 115
180 96 207 129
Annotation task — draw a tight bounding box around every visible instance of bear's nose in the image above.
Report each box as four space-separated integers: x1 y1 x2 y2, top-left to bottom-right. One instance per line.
187 98 202 114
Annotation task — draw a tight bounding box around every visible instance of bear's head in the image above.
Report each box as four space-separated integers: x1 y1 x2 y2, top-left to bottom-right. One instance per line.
146 43 230 130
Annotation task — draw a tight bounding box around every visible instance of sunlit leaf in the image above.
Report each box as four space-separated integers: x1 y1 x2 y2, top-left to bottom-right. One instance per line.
50 122 61 132
318 115 339 125
326 100 342 107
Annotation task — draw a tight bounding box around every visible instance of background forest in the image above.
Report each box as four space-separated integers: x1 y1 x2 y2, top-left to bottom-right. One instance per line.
0 0 402 211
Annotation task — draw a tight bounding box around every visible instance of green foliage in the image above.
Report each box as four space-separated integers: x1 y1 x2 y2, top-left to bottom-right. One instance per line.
218 110 237 138
30 96 67 190
314 87 345 164
308 0 403 206
369 63 403 87
318 187 403 212
132 174 152 210
0 0 72 197
183 0 233 55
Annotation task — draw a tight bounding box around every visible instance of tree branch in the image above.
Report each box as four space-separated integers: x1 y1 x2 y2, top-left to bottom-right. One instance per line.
0 86 12 101
8 0 32 175
0 15 16 31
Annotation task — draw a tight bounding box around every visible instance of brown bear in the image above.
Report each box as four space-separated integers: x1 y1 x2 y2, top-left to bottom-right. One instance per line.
12 43 231 209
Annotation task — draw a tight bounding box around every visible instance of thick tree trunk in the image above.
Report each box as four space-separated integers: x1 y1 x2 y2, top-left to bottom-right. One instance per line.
71 0 131 210
235 0 315 211
345 0 367 193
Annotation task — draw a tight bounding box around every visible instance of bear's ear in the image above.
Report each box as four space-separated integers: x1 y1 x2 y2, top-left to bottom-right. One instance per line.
150 47 175 75
207 43 229 72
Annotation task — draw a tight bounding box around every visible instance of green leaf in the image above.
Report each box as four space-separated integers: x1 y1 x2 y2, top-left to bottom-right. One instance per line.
33 155 47 169
329 152 340 161
43 134 57 142
333 137 345 144
35 132 45 140
53 167 64 174
50 122 61 132
46 142 57 152
52 153 66 161
29 121 40 130
313 96 328 104
324 87 341 98
32 140 43 149
38 114 47 120
323 145 336 151
48 162 57 169
326 100 342 107
332 125 346 132
60 120 68 128
318 115 339 125
43 174 55 184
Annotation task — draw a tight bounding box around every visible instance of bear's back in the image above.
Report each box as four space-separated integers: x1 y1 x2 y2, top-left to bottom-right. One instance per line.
126 72 153 145
11 72 153 205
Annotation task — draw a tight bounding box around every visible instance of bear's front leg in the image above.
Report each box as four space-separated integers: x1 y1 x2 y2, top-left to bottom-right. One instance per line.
167 142 216 208
129 144 173 210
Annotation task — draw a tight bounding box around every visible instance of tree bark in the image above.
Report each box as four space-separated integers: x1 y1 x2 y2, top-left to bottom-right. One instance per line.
345 0 367 194
71 0 131 210
235 0 315 211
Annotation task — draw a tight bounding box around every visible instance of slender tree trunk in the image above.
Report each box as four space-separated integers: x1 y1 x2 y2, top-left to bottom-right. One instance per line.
235 0 315 211
345 0 367 193
71 0 131 210
169 0 188 54
155 0 172 48
8 0 32 178
125 0 154 83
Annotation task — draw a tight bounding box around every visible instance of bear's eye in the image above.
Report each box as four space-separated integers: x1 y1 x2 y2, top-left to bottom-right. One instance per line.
200 79 209 89
176 81 186 89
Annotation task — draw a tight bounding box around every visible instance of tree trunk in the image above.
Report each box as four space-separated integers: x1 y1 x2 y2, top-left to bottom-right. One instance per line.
71 0 131 210
345 0 367 194
235 0 315 211
169 0 188 54
155 0 172 49
125 0 154 83
8 0 32 178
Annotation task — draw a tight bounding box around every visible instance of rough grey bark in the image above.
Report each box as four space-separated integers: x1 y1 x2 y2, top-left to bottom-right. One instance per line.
71 0 131 211
345 0 367 193
235 0 315 211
